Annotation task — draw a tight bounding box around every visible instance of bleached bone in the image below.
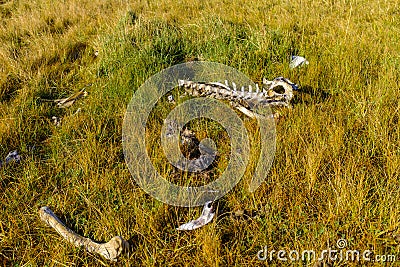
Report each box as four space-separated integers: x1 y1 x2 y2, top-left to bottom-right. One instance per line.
41 88 88 108
231 102 259 119
177 201 215 230
289 55 309 69
262 77 273 88
178 76 298 117
39 206 129 262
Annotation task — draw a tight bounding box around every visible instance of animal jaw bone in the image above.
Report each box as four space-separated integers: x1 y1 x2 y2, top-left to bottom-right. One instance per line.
39 206 129 262
177 201 215 231
178 77 298 118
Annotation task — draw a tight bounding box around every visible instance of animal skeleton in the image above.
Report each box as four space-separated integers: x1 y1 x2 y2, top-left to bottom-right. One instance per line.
38 76 298 262
39 206 129 262
172 76 298 230
178 77 298 118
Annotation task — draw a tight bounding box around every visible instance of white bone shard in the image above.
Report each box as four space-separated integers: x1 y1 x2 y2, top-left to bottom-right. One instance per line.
177 201 215 231
178 79 185 87
289 55 309 69
41 88 88 108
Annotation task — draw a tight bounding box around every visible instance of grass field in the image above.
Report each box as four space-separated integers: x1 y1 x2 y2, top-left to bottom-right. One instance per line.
1 0 399 266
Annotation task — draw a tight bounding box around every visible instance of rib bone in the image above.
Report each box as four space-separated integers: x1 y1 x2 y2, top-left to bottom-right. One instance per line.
39 206 129 262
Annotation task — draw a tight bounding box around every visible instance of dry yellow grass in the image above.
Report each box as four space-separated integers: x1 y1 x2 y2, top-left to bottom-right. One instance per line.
1 0 399 266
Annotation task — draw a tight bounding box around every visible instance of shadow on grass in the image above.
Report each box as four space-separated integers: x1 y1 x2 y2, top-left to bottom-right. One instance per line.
292 85 332 106
0 74 22 102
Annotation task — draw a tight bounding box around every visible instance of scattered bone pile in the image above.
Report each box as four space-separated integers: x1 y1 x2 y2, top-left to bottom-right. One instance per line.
39 76 299 262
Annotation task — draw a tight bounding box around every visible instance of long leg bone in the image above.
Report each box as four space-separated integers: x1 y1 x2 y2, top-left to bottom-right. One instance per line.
39 206 129 262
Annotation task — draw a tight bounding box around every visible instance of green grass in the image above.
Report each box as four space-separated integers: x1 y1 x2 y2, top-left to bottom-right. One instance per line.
1 0 399 266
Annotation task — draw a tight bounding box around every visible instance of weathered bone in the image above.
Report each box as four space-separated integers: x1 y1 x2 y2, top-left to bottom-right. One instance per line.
230 102 260 119
177 129 217 172
177 201 215 230
39 206 129 262
41 88 88 108
164 122 217 172
167 94 175 103
289 55 309 69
